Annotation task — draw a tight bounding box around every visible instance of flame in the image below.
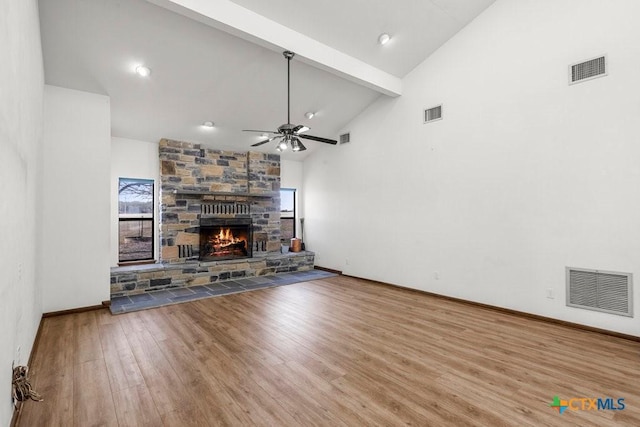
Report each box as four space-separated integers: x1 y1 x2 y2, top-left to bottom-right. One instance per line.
215 228 236 243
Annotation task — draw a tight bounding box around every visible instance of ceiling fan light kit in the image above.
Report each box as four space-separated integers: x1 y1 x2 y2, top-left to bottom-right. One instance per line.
244 51 337 152
291 137 306 152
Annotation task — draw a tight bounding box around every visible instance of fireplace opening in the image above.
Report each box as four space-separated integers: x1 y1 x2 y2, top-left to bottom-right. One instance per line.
199 218 253 261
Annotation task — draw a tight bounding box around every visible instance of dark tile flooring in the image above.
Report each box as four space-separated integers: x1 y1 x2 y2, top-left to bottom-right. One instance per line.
110 269 337 314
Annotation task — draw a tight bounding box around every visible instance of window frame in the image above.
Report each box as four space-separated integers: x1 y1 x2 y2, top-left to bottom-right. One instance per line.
118 177 155 264
280 188 296 242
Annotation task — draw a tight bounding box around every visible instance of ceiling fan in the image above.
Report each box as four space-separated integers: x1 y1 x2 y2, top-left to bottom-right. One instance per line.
244 51 338 152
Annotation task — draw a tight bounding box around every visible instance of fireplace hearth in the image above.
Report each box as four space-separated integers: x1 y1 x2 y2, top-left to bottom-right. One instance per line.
199 218 253 261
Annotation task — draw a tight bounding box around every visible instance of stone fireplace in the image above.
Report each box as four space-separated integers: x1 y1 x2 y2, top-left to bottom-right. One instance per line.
159 138 282 262
110 138 315 297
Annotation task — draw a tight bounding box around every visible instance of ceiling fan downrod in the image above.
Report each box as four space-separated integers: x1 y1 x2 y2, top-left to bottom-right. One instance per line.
243 50 337 151
283 51 295 125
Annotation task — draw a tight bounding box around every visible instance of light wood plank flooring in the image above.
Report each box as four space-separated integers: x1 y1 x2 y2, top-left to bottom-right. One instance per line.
17 276 640 426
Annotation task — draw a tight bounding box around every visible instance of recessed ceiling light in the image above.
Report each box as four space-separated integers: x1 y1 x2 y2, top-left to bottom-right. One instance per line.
202 121 214 128
135 65 151 77
304 112 315 119
378 33 391 45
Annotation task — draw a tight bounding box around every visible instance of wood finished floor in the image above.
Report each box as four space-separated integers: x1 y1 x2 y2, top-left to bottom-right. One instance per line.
17 276 640 426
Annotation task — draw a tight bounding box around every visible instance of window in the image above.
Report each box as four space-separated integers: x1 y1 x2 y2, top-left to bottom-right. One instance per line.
119 178 154 263
280 188 296 242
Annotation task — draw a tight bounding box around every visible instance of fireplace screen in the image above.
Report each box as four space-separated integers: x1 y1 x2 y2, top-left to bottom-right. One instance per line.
199 218 252 261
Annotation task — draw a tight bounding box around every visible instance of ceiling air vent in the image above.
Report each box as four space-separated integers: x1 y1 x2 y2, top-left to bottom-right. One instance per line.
569 55 607 85
424 105 442 123
339 132 350 144
566 267 633 317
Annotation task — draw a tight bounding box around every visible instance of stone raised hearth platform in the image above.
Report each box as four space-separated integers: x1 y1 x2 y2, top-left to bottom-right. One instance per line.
111 251 314 297
111 269 336 314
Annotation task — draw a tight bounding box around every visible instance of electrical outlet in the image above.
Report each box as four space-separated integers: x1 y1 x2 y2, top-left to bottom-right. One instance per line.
345 259 350 265
434 272 440 280
546 288 554 299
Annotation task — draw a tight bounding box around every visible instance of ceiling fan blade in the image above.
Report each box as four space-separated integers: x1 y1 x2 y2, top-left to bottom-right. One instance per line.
251 139 270 147
299 134 338 145
292 125 309 133
243 129 279 134
251 135 281 147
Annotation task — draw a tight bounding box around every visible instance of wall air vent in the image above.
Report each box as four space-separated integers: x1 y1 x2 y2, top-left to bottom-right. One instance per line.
566 267 633 317
201 203 249 215
178 245 193 258
569 55 607 85
339 133 350 144
424 105 442 123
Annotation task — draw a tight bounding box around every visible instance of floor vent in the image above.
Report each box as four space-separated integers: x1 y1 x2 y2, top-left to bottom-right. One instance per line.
339 133 350 144
424 105 442 123
566 267 633 317
569 55 607 85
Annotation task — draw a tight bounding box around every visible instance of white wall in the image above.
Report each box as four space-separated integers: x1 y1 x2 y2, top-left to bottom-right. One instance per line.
303 0 640 337
281 159 304 238
0 0 43 422
110 137 160 266
41 85 111 312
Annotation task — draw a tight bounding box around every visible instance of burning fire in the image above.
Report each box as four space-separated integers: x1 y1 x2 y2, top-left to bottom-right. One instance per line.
218 228 233 241
204 227 248 258
212 228 243 245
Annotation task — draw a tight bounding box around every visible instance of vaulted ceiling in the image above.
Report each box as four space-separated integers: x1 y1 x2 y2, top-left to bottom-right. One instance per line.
38 0 495 158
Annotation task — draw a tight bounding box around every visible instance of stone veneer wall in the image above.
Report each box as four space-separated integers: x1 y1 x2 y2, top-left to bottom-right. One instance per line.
159 138 281 262
109 138 316 297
